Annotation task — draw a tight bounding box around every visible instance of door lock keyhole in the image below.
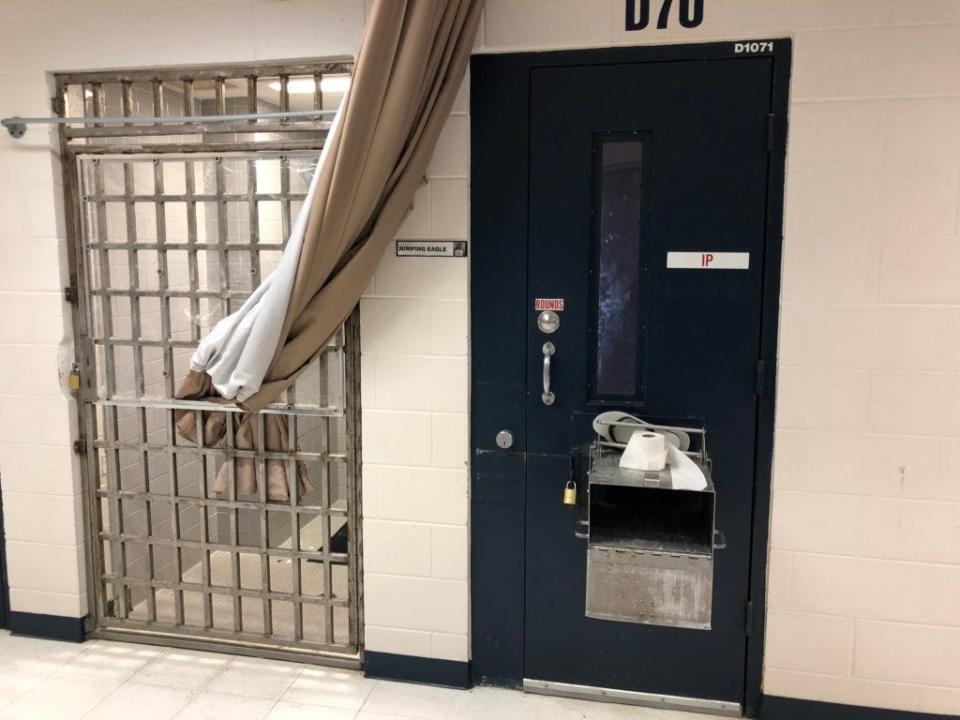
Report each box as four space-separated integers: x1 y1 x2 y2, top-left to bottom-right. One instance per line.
537 310 560 334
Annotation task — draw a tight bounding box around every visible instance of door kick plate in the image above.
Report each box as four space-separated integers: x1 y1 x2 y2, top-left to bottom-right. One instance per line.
522 679 741 717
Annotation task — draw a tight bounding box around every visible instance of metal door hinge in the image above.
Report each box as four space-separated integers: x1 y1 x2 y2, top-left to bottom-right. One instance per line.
73 438 87 455
755 359 766 396
51 95 64 117
745 599 754 635
64 286 79 304
766 113 776 153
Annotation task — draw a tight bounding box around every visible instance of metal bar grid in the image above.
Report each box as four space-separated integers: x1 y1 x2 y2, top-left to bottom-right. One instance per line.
78 149 341 394
94 617 352 659
50 60 351 149
93 489 349 516
84 193 310 202
57 60 352 85
62 61 360 664
90 451 344 475
69 140 332 156
61 116 332 138
94 396 345 418
96 573 351 608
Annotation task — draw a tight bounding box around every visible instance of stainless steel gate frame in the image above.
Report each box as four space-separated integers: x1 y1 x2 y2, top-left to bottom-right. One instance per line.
57 61 363 666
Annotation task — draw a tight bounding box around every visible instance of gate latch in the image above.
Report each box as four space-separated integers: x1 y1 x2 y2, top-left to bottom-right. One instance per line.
67 362 81 393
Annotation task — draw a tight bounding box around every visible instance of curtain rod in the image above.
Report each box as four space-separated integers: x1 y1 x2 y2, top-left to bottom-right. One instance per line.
1 109 337 138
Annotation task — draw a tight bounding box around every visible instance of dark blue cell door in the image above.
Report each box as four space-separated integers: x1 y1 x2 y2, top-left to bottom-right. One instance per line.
523 57 775 706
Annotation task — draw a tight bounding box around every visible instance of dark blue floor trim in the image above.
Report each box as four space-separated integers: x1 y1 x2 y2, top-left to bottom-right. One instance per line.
364 651 471 688
761 696 959 720
8 612 87 643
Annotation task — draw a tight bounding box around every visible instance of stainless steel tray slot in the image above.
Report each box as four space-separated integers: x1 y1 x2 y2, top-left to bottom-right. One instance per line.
582 425 719 630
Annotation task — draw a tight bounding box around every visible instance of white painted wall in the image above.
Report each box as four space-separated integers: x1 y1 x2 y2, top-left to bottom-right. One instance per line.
0 0 958 715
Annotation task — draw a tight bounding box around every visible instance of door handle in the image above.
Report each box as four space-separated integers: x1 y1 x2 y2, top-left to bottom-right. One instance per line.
714 530 727 550
542 341 556 405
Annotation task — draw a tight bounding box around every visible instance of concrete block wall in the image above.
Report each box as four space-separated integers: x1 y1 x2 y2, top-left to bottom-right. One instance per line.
358 74 471 662
0 62 85 619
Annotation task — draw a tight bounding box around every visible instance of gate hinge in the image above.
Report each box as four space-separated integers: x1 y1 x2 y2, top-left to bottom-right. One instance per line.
51 95 64 117
745 599 754 635
64 286 79 304
766 113 776 153
755 359 766 396
73 438 87 455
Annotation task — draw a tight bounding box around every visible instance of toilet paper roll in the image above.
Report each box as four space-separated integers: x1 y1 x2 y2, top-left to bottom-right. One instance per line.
619 430 667 472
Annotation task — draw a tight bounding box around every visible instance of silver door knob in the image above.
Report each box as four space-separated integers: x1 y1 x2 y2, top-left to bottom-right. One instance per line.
495 430 514 449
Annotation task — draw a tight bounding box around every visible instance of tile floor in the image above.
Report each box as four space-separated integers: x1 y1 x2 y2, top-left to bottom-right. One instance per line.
0 630 720 720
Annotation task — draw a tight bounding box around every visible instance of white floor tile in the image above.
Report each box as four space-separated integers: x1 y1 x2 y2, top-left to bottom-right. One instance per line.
0 635 88 677
133 647 233 690
266 700 358 720
52 639 162 683
0 672 45 711
173 690 276 720
447 686 543 720
281 666 376 710
206 657 304 701
81 681 194 720
1 675 121 720
361 681 462 720
536 695 720 720
0 634 729 720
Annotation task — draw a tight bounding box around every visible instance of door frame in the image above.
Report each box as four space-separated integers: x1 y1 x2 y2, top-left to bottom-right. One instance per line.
469 39 791 716
0 480 8 629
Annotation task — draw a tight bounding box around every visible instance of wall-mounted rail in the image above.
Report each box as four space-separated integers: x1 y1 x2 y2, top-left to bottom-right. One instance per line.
1 108 336 138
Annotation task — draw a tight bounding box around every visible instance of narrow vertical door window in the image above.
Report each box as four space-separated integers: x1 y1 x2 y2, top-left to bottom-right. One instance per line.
594 137 645 397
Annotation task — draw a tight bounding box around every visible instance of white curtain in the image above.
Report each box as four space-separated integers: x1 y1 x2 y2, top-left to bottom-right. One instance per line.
190 108 344 402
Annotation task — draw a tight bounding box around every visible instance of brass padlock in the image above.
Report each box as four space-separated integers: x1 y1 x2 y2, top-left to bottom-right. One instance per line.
562 480 577 506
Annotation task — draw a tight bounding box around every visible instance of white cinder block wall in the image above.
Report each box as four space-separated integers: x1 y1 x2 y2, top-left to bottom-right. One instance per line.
358 79 471 661
1 0 959 715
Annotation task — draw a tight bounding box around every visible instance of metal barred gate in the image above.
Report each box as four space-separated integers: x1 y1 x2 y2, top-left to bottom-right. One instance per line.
59 62 363 665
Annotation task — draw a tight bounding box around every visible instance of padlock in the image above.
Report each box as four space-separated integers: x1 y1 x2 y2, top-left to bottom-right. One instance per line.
562 479 577 506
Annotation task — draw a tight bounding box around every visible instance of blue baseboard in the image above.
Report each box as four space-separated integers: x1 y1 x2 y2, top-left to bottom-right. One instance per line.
761 696 959 720
364 651 471 688
8 612 86 643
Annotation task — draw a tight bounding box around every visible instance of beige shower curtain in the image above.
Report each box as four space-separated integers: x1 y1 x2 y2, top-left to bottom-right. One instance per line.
175 0 483 499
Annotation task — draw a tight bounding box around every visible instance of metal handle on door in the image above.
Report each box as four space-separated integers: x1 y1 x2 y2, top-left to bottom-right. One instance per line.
542 341 556 405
